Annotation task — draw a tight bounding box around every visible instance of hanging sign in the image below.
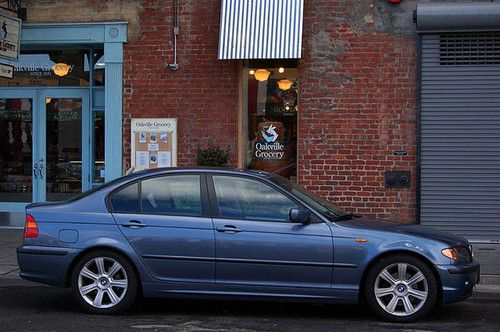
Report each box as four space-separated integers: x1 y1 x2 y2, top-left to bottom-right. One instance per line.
0 62 13 78
131 118 177 170
0 12 21 61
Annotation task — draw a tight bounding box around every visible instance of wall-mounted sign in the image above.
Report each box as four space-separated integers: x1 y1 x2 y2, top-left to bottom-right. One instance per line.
131 118 177 170
0 12 21 61
0 62 13 78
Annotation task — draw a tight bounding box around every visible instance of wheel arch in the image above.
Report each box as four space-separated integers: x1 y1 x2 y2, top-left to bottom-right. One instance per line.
65 245 143 296
358 249 443 304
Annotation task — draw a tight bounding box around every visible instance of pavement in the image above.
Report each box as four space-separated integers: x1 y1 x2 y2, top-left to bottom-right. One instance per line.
1 228 499 331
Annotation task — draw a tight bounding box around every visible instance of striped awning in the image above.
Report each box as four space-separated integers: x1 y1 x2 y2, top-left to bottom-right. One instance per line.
218 0 304 60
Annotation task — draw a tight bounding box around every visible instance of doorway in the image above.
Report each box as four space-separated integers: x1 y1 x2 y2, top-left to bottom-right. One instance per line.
0 88 90 208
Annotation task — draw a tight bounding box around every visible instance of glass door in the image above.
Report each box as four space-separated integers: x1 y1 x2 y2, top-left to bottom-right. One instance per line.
0 90 38 208
38 89 90 201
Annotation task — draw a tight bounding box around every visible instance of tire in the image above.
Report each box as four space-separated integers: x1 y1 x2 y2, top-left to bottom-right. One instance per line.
364 254 438 322
71 250 138 314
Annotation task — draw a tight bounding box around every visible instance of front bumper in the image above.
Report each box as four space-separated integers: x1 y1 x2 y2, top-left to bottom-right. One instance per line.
437 261 480 304
17 245 79 287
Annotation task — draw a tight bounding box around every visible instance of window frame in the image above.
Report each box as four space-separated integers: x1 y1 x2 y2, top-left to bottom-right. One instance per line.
207 173 321 224
106 172 211 218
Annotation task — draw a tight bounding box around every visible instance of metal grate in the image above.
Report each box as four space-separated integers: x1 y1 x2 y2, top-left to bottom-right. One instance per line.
439 33 500 65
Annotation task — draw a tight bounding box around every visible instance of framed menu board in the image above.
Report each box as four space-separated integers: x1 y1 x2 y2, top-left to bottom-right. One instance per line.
131 118 177 169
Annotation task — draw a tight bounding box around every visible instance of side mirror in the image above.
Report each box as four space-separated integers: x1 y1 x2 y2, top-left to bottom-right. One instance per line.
289 208 311 224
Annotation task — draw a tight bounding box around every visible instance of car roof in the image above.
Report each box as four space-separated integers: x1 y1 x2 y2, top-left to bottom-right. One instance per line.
123 167 272 181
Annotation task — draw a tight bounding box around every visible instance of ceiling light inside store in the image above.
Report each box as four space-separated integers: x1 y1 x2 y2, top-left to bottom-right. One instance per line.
52 63 71 77
278 67 285 73
249 69 255 75
254 69 271 81
278 79 293 90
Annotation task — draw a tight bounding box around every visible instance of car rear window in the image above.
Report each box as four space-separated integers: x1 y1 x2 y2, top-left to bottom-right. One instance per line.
110 182 140 213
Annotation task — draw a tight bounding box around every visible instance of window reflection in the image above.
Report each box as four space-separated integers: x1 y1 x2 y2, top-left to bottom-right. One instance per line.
0 98 33 202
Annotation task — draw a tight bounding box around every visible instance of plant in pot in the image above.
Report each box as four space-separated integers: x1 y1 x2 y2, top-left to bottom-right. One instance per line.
196 144 230 167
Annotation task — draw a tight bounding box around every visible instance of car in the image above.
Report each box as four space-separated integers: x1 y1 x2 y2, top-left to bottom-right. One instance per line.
17 168 479 322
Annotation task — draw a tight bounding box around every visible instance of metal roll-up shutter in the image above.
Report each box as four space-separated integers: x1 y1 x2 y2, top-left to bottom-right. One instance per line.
420 32 500 245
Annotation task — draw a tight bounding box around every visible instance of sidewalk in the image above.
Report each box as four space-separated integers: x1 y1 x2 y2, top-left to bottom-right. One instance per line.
1 227 499 292
0 229 22 279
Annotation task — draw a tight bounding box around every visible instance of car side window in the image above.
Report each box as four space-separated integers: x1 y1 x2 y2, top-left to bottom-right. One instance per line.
141 174 202 217
212 175 298 222
110 182 140 213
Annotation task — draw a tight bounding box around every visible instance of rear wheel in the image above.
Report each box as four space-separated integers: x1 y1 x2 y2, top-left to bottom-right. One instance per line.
365 255 438 322
71 251 138 314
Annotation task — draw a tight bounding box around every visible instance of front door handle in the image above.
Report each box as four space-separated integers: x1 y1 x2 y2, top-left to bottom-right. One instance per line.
33 163 38 179
216 225 242 233
121 220 147 228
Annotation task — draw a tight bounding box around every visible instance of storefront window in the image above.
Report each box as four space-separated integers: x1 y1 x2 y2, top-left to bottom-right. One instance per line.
0 50 90 87
46 98 83 201
243 62 298 180
0 98 33 202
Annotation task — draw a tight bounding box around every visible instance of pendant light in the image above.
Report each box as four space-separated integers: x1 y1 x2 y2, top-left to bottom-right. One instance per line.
254 69 271 81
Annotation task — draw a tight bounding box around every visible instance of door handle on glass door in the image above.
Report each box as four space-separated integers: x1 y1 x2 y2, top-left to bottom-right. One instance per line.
33 163 38 179
216 225 242 233
38 159 44 179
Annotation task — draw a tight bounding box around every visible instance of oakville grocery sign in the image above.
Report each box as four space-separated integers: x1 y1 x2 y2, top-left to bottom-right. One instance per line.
254 122 286 160
0 12 21 61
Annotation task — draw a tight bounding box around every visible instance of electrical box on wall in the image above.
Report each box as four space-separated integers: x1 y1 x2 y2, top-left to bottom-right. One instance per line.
385 171 410 188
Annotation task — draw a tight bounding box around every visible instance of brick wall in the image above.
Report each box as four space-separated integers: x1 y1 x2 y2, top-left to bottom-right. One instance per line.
122 0 239 170
297 0 417 223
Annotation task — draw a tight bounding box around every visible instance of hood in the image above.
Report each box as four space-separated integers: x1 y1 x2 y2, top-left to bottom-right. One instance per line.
338 218 469 247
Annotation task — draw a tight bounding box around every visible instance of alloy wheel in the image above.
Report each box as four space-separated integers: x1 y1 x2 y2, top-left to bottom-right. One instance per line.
78 257 129 309
374 262 429 317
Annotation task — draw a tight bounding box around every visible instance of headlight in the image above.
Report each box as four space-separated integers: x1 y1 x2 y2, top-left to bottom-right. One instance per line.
441 246 471 264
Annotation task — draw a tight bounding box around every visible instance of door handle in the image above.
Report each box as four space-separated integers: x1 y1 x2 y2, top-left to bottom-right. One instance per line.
216 225 242 233
33 163 38 179
121 220 147 228
38 162 43 179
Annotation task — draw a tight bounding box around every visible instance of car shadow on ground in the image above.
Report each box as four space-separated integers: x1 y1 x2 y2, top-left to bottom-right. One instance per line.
0 283 473 323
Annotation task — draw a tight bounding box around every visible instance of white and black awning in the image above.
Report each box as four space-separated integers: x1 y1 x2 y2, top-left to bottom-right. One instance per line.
218 0 304 60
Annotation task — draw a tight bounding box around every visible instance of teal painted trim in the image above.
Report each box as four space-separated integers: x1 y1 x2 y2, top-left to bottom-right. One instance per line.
104 42 124 180
21 22 127 45
0 203 29 212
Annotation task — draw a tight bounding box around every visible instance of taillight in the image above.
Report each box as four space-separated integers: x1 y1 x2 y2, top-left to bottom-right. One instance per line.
24 214 38 238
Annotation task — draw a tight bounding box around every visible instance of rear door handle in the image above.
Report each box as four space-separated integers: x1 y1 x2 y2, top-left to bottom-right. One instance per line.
121 220 147 228
216 225 242 233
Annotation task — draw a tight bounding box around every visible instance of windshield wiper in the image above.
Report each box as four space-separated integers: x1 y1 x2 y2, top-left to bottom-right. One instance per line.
332 213 362 222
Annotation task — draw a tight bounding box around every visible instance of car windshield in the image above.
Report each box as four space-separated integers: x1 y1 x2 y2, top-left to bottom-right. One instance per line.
269 174 346 221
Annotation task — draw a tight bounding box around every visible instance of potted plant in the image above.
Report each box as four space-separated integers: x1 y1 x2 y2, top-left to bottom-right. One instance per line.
196 144 230 167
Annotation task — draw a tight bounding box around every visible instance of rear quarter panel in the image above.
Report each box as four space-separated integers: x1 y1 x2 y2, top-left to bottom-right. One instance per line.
21 193 154 286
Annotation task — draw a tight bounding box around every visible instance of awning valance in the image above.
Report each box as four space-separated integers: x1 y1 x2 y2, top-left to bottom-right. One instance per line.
218 0 304 60
417 2 500 32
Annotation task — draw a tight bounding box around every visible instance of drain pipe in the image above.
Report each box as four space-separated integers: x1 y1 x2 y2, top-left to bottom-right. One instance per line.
168 0 180 70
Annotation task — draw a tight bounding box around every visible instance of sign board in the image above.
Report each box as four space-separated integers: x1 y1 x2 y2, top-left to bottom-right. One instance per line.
131 118 177 170
0 62 13 78
0 12 21 61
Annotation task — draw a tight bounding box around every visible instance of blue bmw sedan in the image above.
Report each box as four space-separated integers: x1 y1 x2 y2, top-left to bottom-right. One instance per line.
17 168 479 322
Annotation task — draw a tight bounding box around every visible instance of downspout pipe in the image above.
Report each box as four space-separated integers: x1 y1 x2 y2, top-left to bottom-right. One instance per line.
168 0 179 70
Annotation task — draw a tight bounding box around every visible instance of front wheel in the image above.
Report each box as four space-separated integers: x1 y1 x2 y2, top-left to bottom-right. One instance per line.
365 255 438 322
71 251 138 314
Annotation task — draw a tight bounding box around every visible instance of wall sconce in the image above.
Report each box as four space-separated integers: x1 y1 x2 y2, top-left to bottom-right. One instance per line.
52 63 71 77
254 69 271 81
278 79 293 90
